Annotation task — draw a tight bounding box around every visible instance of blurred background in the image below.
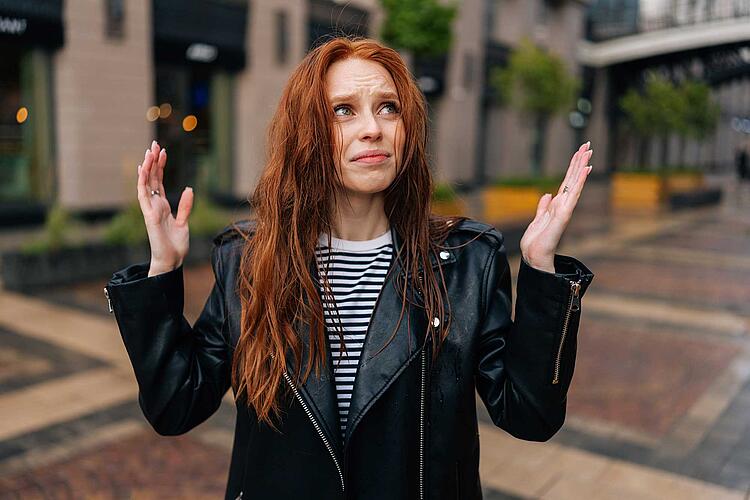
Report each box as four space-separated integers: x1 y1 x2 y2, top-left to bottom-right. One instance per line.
0 0 749 498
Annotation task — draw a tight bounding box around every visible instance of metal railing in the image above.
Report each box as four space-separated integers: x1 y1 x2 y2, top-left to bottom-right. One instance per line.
588 0 750 41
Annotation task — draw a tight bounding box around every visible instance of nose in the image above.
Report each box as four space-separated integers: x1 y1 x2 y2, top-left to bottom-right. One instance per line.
358 110 383 142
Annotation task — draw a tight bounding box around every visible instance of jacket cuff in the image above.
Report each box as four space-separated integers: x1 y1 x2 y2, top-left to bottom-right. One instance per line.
519 254 594 303
106 261 185 318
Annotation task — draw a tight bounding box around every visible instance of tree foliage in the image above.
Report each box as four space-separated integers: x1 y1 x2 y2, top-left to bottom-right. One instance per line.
379 0 457 57
489 39 579 116
619 74 719 140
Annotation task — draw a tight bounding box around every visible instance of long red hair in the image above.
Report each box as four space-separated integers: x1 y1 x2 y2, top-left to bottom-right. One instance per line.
231 37 466 426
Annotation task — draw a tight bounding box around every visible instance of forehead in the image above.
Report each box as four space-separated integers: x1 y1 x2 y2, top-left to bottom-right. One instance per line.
326 57 397 99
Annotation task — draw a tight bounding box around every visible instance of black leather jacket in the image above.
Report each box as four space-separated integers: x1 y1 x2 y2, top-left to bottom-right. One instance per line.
104 218 593 500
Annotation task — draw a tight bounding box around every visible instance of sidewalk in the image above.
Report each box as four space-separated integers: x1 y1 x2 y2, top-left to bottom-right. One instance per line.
1 178 749 498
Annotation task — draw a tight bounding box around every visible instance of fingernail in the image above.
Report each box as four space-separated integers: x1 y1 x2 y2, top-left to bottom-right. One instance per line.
145 149 150 156
151 140 157 148
185 186 192 191
586 141 591 147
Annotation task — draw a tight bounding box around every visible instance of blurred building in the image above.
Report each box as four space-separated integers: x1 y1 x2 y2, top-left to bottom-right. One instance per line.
581 0 750 172
1 0 594 225
12 1 746 225
0 0 378 224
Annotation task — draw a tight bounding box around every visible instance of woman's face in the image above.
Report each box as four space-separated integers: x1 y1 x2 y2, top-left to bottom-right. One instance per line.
326 57 405 199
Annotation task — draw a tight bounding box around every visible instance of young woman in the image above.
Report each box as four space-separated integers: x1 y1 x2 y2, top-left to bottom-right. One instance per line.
105 37 594 500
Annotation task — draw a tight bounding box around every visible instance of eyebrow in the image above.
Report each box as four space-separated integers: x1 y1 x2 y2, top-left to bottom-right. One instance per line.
329 90 400 102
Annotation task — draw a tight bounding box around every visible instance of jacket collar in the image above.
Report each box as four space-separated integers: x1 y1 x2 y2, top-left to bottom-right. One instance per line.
286 225 456 454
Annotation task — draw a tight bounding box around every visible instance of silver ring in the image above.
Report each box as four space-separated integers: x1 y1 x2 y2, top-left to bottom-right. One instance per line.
563 185 570 193
151 189 160 196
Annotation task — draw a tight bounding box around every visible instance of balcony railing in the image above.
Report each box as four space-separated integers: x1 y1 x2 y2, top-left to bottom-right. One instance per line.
588 0 750 41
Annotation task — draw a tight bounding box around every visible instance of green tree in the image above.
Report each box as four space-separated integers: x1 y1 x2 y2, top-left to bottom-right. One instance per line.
620 74 718 170
620 74 683 168
380 0 457 58
678 80 719 166
489 39 579 174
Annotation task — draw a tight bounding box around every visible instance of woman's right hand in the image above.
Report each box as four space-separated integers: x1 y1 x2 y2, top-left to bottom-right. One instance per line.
137 140 194 277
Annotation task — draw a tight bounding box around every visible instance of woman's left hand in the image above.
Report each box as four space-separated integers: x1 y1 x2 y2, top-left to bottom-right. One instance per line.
519 142 593 273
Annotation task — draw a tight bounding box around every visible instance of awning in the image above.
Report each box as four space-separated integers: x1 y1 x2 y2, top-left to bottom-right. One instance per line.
153 0 249 71
0 0 64 48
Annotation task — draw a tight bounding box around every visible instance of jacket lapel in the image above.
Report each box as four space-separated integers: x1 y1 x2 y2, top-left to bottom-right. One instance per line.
343 226 454 446
286 259 343 453
286 227 457 453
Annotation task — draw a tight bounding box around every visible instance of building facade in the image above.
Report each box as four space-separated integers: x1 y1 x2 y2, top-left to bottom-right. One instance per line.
0 0 587 225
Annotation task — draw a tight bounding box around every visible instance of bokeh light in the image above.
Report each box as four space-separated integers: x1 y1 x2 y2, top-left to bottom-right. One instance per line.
16 107 28 124
182 114 198 132
159 103 172 118
146 106 160 122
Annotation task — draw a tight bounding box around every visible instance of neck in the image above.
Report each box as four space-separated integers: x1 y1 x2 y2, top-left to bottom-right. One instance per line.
330 191 389 241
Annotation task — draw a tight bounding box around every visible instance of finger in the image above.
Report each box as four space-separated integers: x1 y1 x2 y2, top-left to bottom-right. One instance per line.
558 148 582 195
558 142 589 195
150 140 161 160
175 187 194 226
573 149 593 187
136 162 152 212
156 148 167 193
145 150 161 194
565 164 593 211
534 193 552 221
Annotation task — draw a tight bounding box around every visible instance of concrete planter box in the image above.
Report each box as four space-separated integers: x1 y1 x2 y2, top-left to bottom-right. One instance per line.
665 172 705 194
612 172 718 212
431 198 468 217
1 236 214 292
482 186 542 224
611 172 665 213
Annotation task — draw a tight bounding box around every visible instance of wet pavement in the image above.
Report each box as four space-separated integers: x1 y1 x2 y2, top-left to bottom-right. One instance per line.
1 178 749 499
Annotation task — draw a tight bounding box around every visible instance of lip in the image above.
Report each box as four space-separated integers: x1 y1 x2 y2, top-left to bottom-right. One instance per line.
351 149 391 162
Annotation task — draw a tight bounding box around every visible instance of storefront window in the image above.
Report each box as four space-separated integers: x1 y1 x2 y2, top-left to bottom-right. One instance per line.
0 44 54 204
154 64 234 202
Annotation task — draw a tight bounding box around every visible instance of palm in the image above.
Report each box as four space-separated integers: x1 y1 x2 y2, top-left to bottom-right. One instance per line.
519 142 593 272
137 141 194 269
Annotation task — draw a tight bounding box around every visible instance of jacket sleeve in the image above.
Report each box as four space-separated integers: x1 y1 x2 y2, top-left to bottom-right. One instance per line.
105 242 232 436
475 236 594 441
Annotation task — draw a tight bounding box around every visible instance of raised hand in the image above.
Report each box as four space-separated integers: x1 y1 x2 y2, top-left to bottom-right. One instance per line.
519 142 593 273
136 140 194 277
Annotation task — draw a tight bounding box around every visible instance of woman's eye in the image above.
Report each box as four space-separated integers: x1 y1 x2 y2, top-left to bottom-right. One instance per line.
381 102 399 114
333 105 351 116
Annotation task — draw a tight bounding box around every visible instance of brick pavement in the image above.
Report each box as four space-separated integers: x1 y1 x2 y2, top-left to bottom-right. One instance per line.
1 179 749 499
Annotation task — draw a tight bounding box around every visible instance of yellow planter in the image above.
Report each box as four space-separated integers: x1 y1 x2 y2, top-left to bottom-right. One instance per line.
665 173 704 194
431 198 467 217
482 186 542 224
611 173 665 212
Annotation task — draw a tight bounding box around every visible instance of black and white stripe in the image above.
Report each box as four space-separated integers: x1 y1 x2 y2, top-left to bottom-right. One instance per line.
315 230 393 439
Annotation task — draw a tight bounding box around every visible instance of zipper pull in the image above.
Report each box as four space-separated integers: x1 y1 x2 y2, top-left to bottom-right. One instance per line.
570 281 581 312
103 287 113 314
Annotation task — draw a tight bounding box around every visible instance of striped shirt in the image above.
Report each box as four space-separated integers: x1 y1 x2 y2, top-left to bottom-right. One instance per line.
315 229 394 439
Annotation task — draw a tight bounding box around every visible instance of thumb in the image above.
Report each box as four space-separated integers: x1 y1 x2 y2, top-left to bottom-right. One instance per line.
534 193 552 220
175 187 193 226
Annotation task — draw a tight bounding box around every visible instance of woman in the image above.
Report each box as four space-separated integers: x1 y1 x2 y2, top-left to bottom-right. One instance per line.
105 38 594 500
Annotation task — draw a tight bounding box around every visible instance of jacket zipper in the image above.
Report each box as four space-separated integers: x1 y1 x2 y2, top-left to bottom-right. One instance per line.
103 286 113 313
281 370 345 493
552 280 581 385
413 269 429 499
419 344 427 500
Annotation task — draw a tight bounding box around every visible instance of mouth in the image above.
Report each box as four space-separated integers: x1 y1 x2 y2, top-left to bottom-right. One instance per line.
352 150 391 164
353 155 389 164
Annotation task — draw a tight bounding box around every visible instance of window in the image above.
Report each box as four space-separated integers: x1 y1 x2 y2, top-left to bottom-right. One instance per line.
105 0 125 39
276 10 288 65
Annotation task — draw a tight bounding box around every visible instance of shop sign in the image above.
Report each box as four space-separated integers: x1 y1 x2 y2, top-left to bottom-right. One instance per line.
0 15 27 35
